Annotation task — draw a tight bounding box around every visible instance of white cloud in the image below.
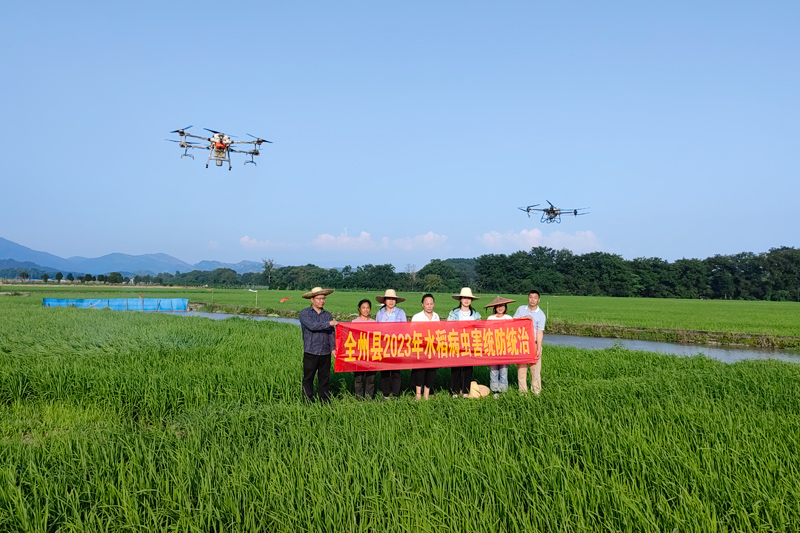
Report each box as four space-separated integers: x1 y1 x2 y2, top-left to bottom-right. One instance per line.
240 235 285 249
393 231 448 251
207 240 219 249
478 228 544 251
312 230 378 251
542 231 601 254
477 229 600 254
312 230 448 252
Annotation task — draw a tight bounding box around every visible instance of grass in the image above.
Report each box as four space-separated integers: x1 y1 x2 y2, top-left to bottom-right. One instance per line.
1 291 800 530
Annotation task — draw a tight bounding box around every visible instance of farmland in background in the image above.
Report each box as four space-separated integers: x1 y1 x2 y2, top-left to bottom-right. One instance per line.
16 285 800 336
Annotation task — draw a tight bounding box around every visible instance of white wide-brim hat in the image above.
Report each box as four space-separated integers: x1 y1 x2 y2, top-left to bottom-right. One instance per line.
302 287 335 299
452 287 480 301
376 289 406 304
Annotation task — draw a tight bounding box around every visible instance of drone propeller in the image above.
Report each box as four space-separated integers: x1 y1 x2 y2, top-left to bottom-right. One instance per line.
247 133 273 144
170 125 193 135
166 139 202 146
205 128 237 139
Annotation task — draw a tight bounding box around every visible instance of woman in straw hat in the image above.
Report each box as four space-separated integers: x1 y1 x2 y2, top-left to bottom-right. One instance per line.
298 287 338 403
484 296 516 396
446 287 481 398
351 299 377 399
376 289 407 399
410 293 440 400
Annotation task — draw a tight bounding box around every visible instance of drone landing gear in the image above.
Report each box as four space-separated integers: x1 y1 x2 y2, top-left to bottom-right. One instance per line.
244 159 257 166
181 153 195 160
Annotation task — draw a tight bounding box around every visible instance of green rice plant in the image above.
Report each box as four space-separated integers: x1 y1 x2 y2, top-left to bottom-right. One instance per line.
1 292 800 531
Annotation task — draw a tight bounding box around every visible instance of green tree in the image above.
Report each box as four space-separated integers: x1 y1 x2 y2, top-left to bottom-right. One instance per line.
418 260 460 292
208 268 240 286
705 255 735 300
763 247 800 301
422 274 444 292
66 273 74 282
527 247 566 294
262 258 275 287
55 272 63 283
475 254 512 293
631 257 674 298
672 259 710 299
41 273 50 283
107 272 123 284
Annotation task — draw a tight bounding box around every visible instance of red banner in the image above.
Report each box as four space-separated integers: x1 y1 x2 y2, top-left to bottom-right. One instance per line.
334 319 537 372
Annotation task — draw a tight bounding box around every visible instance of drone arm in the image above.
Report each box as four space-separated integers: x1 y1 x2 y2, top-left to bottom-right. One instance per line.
183 133 212 142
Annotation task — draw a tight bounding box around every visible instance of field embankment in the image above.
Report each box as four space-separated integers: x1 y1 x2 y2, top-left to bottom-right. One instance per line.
546 320 800 348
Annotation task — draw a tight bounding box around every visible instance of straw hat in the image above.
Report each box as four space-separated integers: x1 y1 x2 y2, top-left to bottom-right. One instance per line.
376 289 406 304
468 381 491 398
302 287 334 299
484 296 516 309
451 287 480 301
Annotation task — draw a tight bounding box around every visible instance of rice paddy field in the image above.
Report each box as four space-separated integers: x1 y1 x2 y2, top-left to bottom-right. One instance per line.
2 287 800 531
14 285 800 336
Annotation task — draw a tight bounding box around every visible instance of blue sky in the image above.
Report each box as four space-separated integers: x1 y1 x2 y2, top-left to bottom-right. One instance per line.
2 2 798 269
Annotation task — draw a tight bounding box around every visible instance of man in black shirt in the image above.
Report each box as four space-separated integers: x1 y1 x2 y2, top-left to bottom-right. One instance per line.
298 287 338 402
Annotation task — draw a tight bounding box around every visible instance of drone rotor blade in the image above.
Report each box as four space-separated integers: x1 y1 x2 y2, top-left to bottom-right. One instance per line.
170 125 193 134
247 134 273 144
204 128 221 134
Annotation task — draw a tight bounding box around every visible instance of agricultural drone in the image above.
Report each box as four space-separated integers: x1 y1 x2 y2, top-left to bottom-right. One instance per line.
167 126 271 170
518 200 589 224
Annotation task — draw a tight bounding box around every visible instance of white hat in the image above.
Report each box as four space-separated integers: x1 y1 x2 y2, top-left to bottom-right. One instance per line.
452 287 480 301
376 289 406 304
302 287 334 299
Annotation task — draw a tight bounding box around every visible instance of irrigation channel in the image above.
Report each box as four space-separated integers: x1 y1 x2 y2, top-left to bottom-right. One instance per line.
163 310 800 365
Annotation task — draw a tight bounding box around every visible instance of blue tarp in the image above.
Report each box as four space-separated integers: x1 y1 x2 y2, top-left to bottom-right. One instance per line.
43 298 188 312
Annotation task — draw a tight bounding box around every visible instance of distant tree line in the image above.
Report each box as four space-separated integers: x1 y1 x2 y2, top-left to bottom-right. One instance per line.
247 246 799 301
474 246 800 301
3 247 798 301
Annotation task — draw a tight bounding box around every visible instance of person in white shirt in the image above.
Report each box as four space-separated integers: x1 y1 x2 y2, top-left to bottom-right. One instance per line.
447 288 481 398
484 296 516 395
513 290 545 394
410 293 440 400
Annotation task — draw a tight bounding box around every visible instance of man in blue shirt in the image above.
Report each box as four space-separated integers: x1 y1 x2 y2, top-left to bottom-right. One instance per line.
375 289 407 398
298 287 338 402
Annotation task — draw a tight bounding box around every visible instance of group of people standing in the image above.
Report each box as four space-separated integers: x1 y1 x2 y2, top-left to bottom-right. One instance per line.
298 287 545 403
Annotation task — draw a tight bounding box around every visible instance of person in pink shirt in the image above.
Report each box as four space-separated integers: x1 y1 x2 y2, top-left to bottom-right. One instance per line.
351 298 376 399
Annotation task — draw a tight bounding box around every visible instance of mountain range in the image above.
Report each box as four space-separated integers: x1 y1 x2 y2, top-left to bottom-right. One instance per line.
0 237 263 277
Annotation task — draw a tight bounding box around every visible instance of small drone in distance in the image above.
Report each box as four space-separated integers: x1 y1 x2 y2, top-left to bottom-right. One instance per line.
167 126 271 170
519 200 589 224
